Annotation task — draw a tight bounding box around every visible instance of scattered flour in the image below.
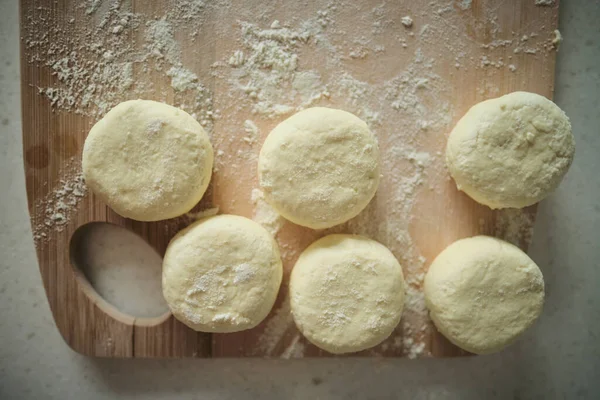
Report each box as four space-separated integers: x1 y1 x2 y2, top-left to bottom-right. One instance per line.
552 29 563 51
494 208 536 249
33 158 87 242
25 4 214 127
221 20 329 119
280 334 306 359
255 294 295 355
457 0 473 10
251 189 284 237
242 120 259 145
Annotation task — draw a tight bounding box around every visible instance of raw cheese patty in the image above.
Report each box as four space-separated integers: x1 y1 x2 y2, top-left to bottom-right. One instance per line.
162 215 283 333
424 235 545 354
82 99 214 221
290 234 405 354
258 107 380 229
446 91 574 209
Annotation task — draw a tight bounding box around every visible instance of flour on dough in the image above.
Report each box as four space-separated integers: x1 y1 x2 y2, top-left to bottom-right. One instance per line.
446 91 574 209
290 234 405 354
162 215 283 333
82 99 214 221
258 107 380 229
424 235 544 354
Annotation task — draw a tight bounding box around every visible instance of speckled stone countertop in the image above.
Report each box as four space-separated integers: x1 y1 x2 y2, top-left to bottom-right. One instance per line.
1 1 599 398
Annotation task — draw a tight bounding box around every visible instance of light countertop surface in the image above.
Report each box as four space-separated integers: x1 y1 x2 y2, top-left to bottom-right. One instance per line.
1 0 599 398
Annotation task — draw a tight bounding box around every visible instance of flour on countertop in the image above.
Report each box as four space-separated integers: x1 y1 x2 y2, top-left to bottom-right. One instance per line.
255 294 296 355
25 4 215 128
33 158 87 242
401 16 413 28
242 120 259 145
251 189 284 237
494 208 536 249
280 334 306 359
552 29 563 51
219 20 328 119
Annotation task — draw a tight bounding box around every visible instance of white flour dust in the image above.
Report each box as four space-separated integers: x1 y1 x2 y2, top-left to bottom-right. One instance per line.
24 3 215 127
494 208 536 249
251 189 284 237
33 158 87 242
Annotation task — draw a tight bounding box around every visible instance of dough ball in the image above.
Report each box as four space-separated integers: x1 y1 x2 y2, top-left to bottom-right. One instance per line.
258 107 380 229
446 91 575 209
82 99 214 221
424 236 545 354
162 215 283 333
290 234 405 354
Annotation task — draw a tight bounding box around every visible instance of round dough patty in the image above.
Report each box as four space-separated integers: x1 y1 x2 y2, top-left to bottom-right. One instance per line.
424 236 545 354
258 107 380 229
82 99 214 221
290 234 405 354
162 215 283 333
446 91 575 209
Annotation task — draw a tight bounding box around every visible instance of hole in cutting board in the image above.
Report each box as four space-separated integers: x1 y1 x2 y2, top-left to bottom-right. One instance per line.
70 222 170 319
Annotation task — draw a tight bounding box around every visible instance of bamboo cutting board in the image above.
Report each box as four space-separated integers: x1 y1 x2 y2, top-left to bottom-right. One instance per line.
21 0 559 358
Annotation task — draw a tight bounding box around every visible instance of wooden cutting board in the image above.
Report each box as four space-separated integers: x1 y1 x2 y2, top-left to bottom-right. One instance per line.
20 0 559 358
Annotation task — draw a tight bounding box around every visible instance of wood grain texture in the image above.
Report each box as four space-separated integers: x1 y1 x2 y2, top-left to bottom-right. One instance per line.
20 0 559 358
